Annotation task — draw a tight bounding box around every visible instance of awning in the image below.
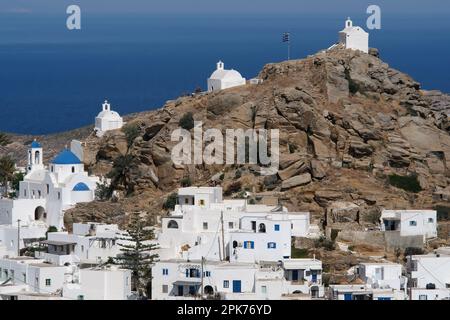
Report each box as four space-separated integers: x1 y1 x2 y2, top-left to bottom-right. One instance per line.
173 280 201 286
40 240 76 246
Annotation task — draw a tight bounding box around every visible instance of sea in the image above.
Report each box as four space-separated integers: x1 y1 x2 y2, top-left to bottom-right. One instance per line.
0 12 449 134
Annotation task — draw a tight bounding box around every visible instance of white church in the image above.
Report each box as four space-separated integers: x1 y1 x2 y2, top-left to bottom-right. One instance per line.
0 141 99 238
338 18 369 53
94 100 124 137
207 61 246 92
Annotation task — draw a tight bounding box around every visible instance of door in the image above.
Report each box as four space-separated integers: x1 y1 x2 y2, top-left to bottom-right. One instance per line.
292 270 299 281
312 272 317 283
344 293 352 301
178 285 184 296
232 280 242 293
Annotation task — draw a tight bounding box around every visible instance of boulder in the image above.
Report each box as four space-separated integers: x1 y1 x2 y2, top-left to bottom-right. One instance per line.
281 173 312 190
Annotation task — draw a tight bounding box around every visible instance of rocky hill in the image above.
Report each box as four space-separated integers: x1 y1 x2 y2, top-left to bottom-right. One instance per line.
2 48 450 239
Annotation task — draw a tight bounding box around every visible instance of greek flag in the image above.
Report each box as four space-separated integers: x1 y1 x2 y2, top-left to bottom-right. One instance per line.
282 32 290 43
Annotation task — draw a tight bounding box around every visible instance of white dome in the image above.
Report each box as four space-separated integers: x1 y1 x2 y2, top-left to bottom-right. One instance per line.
96 110 122 120
209 69 244 82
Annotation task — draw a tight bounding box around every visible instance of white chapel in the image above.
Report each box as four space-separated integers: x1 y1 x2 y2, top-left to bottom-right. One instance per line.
94 100 123 137
339 18 369 53
207 61 246 92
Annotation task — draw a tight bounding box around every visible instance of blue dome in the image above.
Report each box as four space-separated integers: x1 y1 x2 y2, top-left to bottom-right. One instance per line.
72 182 90 191
31 140 41 148
52 149 82 165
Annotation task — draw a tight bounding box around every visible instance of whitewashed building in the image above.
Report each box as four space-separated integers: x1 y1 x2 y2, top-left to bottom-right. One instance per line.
0 141 99 232
338 18 369 53
407 248 450 300
356 262 406 291
152 187 324 300
94 100 124 137
207 61 246 92
329 284 407 301
35 222 125 266
63 266 132 300
0 257 66 294
380 210 437 242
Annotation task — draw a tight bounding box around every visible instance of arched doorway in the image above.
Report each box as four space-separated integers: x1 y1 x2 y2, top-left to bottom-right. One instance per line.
34 206 46 221
204 285 214 296
258 223 266 233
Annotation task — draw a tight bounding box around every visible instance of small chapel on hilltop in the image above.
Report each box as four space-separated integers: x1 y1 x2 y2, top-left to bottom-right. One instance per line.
338 18 369 53
207 61 246 92
94 100 123 137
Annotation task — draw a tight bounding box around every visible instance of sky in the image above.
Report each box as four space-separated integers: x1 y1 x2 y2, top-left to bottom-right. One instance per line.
1 0 450 15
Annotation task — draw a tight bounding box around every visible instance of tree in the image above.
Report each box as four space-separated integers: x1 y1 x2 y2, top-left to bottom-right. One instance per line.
116 215 159 298
0 133 11 146
122 123 140 149
107 154 137 196
95 180 112 201
0 156 15 197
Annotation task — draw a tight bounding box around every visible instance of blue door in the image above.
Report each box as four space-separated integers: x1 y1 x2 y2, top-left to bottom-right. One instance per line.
232 280 242 293
292 270 299 281
344 293 352 301
312 273 317 283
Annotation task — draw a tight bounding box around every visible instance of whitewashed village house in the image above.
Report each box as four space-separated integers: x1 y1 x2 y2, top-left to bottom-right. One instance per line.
330 262 407 300
338 18 369 53
152 187 324 300
207 61 246 92
380 210 437 243
406 247 450 300
94 100 123 137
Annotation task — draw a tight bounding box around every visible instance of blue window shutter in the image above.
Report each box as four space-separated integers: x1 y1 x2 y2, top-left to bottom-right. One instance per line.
251 241 254 249
185 269 189 277
275 224 280 231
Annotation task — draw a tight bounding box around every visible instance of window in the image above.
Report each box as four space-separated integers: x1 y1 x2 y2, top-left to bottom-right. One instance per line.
228 222 234 229
244 241 255 249
267 242 277 249
258 223 266 233
409 221 417 226
38 190 41 198
203 222 208 230
45 279 51 286
81 245 84 252
428 218 434 223
223 280 229 288
204 271 211 277
46 184 50 194
200 199 205 206
261 286 267 294
274 224 280 231
419 295 427 300
72 166 75 173
233 241 238 249
57 192 61 200
162 268 169 276
185 198 189 204
162 285 168 293
167 220 179 229
77 295 84 300
22 273 26 282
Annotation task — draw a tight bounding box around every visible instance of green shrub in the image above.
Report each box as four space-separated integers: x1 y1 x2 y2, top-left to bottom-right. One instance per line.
435 205 450 221
163 193 178 210
122 123 140 148
179 112 195 130
291 246 309 258
314 236 335 251
180 177 192 187
388 174 422 193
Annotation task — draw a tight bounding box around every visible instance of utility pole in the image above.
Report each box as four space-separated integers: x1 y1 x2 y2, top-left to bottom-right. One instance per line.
17 219 21 256
220 211 226 261
200 256 204 299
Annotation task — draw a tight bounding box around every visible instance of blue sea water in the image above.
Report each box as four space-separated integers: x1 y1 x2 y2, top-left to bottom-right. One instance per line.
0 12 449 134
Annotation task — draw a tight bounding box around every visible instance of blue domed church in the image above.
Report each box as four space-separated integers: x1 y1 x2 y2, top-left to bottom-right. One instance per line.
0 141 100 232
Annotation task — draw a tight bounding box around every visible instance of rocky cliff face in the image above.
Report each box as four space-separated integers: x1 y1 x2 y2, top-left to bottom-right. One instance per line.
3 48 450 233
